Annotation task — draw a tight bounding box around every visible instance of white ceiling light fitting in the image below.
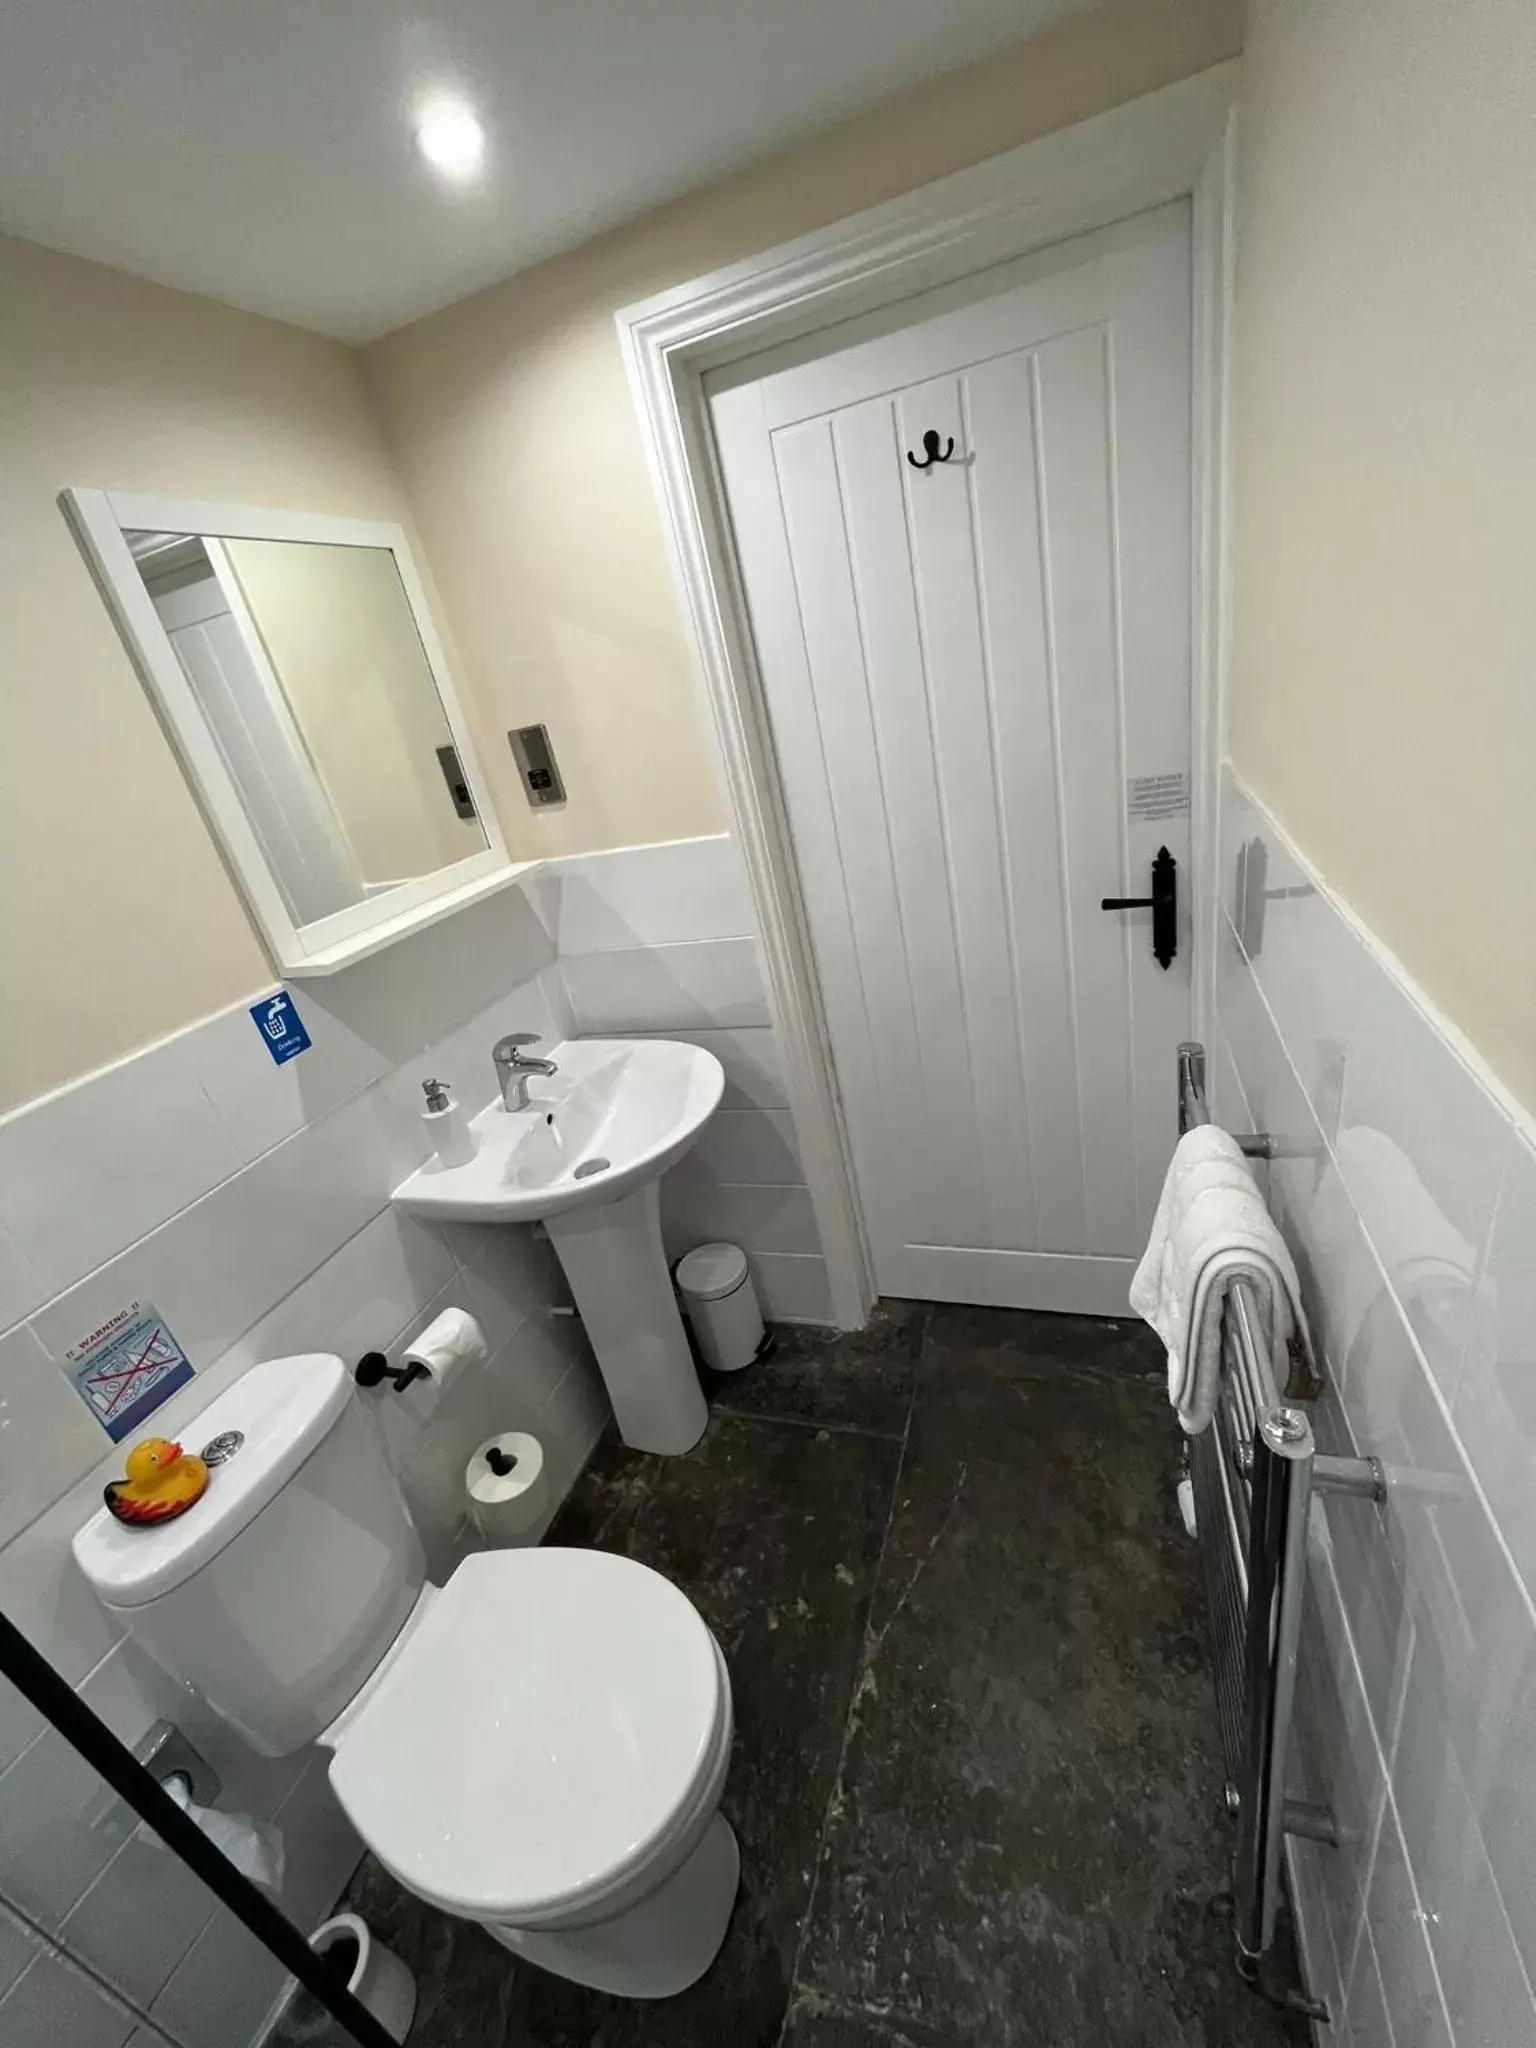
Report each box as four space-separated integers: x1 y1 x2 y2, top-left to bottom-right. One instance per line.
413 93 486 184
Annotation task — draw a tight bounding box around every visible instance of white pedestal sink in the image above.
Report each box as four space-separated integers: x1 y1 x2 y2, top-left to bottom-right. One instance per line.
391 1040 724 1455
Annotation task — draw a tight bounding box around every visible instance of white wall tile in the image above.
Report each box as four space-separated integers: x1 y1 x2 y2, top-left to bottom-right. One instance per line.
1293 1513 1387 1979
366 971 565 1191
532 836 755 953
442 1221 567 1354
0 871 594 2048
625 1025 789 1111
1209 1024 1250 1135
0 1898 47 2006
662 1172 822 1257
188 992 389 1170
407 1311 602 1528
269 1751 363 1941
60 1825 217 2015
298 879 556 1073
1451 1132 1536 1603
0 1719 136 1933
1343 1924 1394 2048
1281 1837 1346 2041
1332 945 1509 1385
691 1109 803 1187
536 1354 610 1501
1367 1795 1455 2048
211 1206 455 1396
1223 771 1363 1113
0 1037 241 1303
0 1946 137 2048
0 1230 44 1342
0 831 797 2048
1316 1461 1413 1749
0 1477 125 1700
537 961 576 1042
149 1901 287 2048
1430 1800 1536 2048
561 938 769 1033
1224 771 1512 1407
1217 771 1536 2044
0 1324 109 1549
30 1092 389 1397
750 1252 834 1325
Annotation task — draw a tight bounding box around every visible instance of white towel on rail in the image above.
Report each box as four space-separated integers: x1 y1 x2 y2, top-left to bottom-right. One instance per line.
1130 1126 1311 1435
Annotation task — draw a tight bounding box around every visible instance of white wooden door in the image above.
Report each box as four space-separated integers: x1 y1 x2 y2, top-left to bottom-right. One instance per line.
709 204 1192 1315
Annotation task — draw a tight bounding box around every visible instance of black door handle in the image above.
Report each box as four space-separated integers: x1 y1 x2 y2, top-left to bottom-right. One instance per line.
1101 846 1177 969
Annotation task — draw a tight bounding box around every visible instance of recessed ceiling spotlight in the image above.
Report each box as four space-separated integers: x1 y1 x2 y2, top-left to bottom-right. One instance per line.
414 94 486 183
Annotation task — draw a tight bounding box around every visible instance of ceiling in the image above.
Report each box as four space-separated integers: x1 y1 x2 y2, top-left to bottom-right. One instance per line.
0 0 1088 343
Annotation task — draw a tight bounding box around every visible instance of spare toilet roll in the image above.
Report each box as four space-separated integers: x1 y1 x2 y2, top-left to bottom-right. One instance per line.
403 1306 486 1390
466 1431 549 1546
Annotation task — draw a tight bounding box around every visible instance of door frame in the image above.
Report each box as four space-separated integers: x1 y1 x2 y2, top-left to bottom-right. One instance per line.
616 63 1239 1327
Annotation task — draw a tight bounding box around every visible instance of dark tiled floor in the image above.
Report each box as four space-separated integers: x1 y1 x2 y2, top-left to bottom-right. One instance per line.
283 1304 1308 2047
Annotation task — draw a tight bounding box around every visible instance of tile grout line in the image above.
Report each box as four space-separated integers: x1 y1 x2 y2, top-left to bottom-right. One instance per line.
712 1402 908 1445
775 1306 931 2045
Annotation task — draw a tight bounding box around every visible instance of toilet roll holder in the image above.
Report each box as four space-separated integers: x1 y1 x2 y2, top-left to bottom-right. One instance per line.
354 1351 428 1393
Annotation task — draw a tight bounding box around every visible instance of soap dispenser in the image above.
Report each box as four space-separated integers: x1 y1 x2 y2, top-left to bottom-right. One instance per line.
421 1078 476 1168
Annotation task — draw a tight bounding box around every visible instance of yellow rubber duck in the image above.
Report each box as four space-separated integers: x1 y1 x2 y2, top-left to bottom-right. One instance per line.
105 1438 210 1525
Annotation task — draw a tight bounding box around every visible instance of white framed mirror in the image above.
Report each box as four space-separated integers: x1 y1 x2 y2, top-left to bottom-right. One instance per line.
63 488 522 975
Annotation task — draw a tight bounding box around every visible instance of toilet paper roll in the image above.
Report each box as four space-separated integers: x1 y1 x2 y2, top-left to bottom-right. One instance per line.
403 1306 486 1390
153 1774 285 1891
466 1431 549 1546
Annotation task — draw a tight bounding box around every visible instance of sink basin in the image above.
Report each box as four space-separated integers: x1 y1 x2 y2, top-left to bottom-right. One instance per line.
392 1038 726 1457
393 1038 724 1225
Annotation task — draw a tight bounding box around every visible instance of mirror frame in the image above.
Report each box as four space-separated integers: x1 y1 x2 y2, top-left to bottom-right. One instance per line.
63 488 523 976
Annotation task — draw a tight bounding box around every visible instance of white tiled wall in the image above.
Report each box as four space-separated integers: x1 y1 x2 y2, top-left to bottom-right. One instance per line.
0 829 828 2046
532 836 834 1325
1215 769 1536 2045
0 880 609 2045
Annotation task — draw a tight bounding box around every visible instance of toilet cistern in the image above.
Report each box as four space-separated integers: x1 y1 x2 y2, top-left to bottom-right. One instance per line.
493 1032 559 1112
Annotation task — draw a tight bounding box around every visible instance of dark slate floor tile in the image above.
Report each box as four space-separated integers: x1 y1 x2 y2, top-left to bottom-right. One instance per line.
275 1301 1307 2048
300 1408 902 2048
779 1991 949 2046
923 1299 1167 1390
796 1306 1306 2048
707 1299 928 1439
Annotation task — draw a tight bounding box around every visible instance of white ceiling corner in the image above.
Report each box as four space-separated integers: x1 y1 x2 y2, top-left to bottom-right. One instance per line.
0 0 1088 341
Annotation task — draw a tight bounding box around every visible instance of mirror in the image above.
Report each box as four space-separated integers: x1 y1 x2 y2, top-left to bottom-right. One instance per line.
65 492 514 974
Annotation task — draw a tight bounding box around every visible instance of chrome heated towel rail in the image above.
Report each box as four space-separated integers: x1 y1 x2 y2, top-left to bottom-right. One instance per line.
1175 1042 1382 2003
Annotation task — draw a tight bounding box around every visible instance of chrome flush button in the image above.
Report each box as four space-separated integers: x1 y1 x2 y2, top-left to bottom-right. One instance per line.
199 1430 245 1467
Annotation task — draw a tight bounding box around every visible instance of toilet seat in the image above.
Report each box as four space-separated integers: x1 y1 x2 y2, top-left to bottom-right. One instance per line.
326 1547 728 1927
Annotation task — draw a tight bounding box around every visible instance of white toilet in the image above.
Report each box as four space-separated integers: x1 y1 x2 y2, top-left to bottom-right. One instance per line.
71 1354 740 2000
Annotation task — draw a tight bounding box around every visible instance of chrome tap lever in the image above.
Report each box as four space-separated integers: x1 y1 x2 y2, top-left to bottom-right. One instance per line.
492 1033 559 1112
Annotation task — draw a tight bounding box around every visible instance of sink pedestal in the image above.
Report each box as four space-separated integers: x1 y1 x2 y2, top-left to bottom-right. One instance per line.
546 1180 708 1456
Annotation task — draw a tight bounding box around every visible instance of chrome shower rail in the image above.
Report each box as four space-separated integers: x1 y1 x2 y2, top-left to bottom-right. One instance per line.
1175 1042 1382 1996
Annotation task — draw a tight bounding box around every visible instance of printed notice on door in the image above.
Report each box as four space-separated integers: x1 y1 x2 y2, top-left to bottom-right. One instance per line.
1126 772 1189 823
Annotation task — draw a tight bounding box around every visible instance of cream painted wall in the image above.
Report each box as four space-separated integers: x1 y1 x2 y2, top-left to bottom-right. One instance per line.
1230 0 1536 1109
362 0 1244 860
2 1 1241 1114
225 538 485 884
0 235 485 1113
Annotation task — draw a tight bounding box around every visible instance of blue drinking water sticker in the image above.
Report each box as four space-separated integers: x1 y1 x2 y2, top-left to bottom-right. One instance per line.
66 1300 195 1442
250 989 311 1066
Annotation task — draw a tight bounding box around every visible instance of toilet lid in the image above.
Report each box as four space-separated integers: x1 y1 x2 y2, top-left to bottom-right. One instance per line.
327 1547 723 1922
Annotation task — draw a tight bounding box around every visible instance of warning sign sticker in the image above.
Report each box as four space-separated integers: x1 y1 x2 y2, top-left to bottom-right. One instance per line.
65 1300 195 1442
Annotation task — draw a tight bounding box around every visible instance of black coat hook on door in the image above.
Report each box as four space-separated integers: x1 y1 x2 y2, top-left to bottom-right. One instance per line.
906 430 956 471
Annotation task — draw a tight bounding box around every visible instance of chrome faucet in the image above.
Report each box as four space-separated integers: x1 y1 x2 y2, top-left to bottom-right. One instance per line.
492 1033 558 1112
